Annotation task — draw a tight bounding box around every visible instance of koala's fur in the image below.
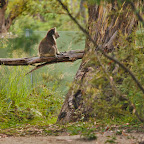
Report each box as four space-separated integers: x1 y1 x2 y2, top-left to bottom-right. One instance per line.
26 27 60 75
39 27 60 57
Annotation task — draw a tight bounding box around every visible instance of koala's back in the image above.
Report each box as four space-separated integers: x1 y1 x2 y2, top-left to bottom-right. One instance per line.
39 37 56 57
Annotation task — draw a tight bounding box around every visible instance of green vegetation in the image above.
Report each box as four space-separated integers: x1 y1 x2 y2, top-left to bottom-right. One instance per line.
0 18 144 134
0 1 144 142
0 31 84 129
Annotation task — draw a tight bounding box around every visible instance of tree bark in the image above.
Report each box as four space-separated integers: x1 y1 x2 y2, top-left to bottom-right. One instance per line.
80 0 86 24
0 0 28 37
0 0 7 34
0 50 83 66
57 1 138 124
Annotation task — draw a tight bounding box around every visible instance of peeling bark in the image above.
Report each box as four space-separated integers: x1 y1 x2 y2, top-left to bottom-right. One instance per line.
57 1 139 124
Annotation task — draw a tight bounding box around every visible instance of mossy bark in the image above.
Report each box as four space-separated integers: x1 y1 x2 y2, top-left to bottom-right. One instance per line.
57 1 139 124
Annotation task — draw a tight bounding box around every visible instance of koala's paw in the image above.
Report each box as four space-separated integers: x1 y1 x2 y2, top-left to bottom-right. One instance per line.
55 55 59 58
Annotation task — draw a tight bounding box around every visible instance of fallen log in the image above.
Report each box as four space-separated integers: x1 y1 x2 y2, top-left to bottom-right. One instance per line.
0 50 84 74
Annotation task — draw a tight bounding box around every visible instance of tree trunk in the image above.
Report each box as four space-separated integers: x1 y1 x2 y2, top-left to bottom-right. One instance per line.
80 0 86 24
0 0 7 35
0 0 12 36
57 1 138 124
0 0 28 37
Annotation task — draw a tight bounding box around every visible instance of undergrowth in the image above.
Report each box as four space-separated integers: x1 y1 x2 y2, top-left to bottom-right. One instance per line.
0 65 64 129
0 31 84 129
83 28 144 122
0 29 143 132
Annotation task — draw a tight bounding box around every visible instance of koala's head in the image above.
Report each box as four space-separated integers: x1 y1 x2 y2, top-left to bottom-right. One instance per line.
47 27 60 39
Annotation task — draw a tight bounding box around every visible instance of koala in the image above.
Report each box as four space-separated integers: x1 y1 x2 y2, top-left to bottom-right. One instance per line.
26 28 60 75
39 27 60 57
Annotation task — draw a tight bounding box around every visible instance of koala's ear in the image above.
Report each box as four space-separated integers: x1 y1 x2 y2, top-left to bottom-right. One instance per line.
53 27 56 32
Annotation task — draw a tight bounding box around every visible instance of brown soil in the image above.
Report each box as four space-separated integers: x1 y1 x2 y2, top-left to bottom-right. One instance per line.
0 132 144 144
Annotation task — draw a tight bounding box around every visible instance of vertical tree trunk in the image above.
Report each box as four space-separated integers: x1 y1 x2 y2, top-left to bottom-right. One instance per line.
80 0 86 24
0 0 7 35
57 1 138 124
0 0 28 37
70 0 73 11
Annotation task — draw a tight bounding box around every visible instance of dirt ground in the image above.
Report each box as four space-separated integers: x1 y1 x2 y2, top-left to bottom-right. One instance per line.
0 132 144 144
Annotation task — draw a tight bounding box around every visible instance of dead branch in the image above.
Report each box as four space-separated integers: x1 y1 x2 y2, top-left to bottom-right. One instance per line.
0 50 84 66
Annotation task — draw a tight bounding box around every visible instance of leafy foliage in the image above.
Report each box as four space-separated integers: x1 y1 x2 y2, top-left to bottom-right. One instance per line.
84 28 144 122
6 0 84 32
0 0 144 138
8 33 39 54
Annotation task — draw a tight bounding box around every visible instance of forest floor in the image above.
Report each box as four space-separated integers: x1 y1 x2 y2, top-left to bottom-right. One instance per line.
0 132 144 144
0 123 144 144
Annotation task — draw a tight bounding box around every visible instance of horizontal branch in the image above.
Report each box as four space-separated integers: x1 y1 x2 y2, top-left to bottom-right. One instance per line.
0 50 84 66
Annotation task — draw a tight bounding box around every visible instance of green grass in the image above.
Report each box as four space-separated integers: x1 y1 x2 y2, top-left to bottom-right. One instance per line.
0 31 85 129
0 29 144 130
